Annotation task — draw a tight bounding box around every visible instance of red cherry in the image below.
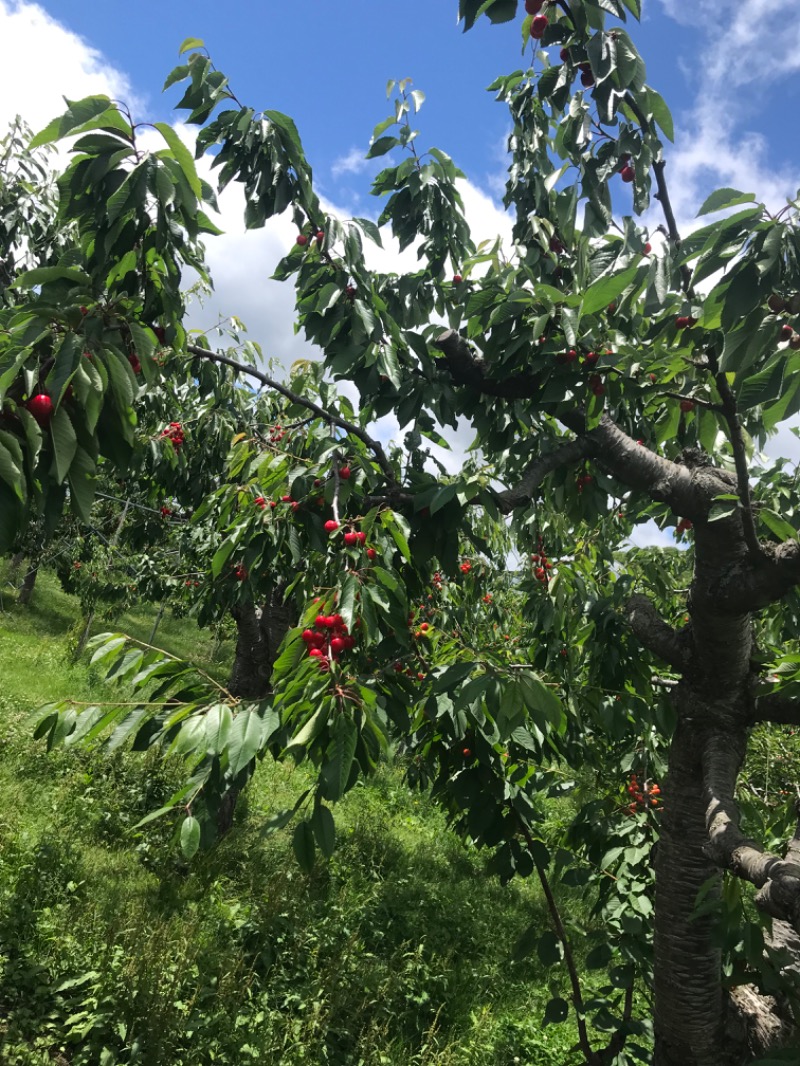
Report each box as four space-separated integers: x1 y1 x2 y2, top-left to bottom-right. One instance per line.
679 399 695 413
343 532 358 546
366 547 377 560
584 351 599 364
780 323 794 341
339 466 351 480
452 274 463 284
620 165 635 183
580 69 595 87
643 243 652 255
25 394 54 428
767 294 786 313
530 14 548 38
525 0 543 12
330 637 346 654
302 630 315 643
296 234 308 246
324 519 340 533
309 648 324 658
462 747 473 758
559 47 569 62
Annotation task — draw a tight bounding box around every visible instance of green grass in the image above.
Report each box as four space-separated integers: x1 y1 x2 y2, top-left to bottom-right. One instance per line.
0 566 584 1066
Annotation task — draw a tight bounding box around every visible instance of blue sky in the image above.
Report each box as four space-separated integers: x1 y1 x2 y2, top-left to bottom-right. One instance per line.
4 0 799 222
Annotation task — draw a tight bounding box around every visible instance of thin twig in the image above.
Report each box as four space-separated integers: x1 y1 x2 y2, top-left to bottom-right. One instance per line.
187 343 399 488
621 92 693 293
706 350 763 559
520 824 600 1065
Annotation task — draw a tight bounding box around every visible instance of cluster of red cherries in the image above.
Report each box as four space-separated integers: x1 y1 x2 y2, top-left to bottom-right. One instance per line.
531 538 554 585
302 613 356 671
624 774 661 815
160 422 185 450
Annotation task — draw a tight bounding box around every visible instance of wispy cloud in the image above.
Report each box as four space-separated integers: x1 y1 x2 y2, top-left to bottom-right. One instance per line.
331 147 370 178
656 0 799 230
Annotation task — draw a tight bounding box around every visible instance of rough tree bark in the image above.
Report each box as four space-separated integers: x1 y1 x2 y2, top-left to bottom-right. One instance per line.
17 562 39 605
216 582 295 835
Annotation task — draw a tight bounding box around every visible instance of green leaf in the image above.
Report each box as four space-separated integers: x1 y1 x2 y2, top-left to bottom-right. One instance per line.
586 942 614 969
180 815 201 859
204 704 233 755
154 122 202 198
366 136 400 159
0 438 24 501
697 188 757 217
543 996 570 1026
311 804 336 858
13 266 92 290
287 705 329 752
211 534 239 578
179 36 205 54
50 405 78 484
760 510 797 542
537 930 564 967
511 921 539 962
353 216 384 248
322 714 358 801
226 708 265 778
68 447 97 523
293 819 316 872
582 263 640 316
30 95 114 147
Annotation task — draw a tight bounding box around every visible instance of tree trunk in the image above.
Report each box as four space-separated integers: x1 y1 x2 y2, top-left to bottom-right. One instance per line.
17 563 38 605
217 584 294 835
653 721 744 1066
228 585 295 700
647 509 799 1063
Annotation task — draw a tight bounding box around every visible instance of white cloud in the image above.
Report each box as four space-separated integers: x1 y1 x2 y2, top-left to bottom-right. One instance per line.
330 148 370 179
0 0 136 135
655 0 799 232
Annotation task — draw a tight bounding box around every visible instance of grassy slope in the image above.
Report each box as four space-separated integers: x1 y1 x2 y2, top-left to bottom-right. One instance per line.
0 568 581 1066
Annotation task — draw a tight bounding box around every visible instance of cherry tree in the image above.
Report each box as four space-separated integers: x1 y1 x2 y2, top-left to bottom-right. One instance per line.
4 0 800 1061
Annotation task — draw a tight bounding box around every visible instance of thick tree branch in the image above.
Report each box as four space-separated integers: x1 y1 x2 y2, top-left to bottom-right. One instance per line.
432 330 541 398
187 344 399 487
751 691 800 727
627 594 692 671
703 739 800 931
433 330 718 519
493 438 591 513
714 539 800 612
